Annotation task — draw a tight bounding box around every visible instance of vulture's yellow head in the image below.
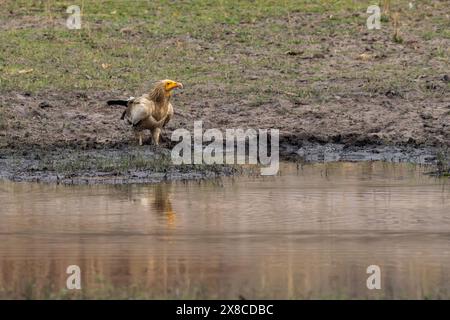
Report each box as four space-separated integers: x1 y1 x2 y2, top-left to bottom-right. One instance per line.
150 79 183 102
162 79 183 92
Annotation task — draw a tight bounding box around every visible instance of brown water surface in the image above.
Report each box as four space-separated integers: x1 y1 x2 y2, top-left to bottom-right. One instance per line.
0 162 448 299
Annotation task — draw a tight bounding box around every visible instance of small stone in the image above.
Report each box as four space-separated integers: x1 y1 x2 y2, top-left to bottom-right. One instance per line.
38 101 52 109
420 112 432 120
385 90 399 98
426 82 438 90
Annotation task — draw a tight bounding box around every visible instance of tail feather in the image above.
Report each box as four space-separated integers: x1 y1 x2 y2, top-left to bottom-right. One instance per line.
107 96 135 107
107 99 129 106
107 97 136 122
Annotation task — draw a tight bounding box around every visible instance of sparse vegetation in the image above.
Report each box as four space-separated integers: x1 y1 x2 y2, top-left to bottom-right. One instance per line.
391 12 403 44
0 146 252 184
0 106 7 131
380 0 390 22
38 151 173 173
1 278 447 300
36 150 243 176
436 148 450 176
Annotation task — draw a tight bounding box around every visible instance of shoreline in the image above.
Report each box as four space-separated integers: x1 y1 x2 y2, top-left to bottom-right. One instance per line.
0 142 445 185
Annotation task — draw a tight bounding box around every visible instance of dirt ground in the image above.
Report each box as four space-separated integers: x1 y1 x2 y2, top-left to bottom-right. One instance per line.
0 85 445 183
0 1 449 183
0 85 448 150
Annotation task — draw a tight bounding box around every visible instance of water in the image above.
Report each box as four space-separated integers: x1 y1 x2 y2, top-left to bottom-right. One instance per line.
0 162 448 299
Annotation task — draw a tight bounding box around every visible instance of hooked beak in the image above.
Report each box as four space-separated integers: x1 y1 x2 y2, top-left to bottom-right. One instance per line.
176 82 183 89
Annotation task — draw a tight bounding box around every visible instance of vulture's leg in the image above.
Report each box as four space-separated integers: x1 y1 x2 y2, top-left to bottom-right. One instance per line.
134 130 143 146
152 127 161 146
159 130 166 143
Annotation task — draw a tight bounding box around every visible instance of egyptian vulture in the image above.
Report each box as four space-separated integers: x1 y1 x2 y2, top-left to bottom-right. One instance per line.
107 79 183 146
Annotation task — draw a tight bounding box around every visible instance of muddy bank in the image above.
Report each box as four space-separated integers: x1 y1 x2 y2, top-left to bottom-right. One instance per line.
0 90 448 184
0 145 250 184
0 140 444 185
0 89 449 151
1 1 449 184
280 142 440 163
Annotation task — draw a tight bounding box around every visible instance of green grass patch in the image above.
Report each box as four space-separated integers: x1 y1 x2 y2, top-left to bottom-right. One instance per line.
0 0 448 105
0 0 366 93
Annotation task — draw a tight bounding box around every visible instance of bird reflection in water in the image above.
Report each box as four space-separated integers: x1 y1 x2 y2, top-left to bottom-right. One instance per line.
152 184 176 228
